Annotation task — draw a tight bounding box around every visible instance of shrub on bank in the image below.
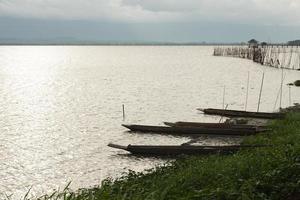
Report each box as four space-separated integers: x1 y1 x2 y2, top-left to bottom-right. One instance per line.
294 80 300 87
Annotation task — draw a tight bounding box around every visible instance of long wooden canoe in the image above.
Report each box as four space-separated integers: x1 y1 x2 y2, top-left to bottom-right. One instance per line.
108 143 270 156
122 124 261 136
163 121 268 130
198 108 285 119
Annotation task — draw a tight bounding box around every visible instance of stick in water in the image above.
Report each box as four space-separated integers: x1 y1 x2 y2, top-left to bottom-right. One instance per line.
219 104 229 123
122 104 125 121
273 73 287 111
257 72 265 112
289 85 292 106
279 68 284 109
222 86 226 110
245 71 250 111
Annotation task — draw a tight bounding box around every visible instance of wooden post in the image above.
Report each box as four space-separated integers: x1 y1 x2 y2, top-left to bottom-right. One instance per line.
279 68 284 109
245 71 250 111
122 104 125 121
289 85 292 106
219 104 228 123
298 50 300 70
222 86 226 110
257 72 265 112
288 48 293 69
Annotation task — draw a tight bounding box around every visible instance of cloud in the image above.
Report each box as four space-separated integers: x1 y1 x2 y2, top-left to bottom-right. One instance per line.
0 0 300 25
121 0 202 12
122 0 300 25
0 0 179 22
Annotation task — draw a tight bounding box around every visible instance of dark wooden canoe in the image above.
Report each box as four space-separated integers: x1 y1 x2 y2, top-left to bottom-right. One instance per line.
198 108 285 119
122 124 260 136
164 121 268 130
108 143 270 156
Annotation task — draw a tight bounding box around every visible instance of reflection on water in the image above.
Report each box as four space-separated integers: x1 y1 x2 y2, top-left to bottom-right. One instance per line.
0 46 299 198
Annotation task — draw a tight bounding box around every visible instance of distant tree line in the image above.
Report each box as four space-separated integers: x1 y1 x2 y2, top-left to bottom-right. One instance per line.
247 39 267 47
246 39 300 47
287 40 300 46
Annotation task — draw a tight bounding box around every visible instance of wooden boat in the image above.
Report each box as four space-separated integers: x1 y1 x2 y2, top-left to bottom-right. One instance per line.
122 124 261 136
198 108 285 119
108 143 270 156
163 121 268 130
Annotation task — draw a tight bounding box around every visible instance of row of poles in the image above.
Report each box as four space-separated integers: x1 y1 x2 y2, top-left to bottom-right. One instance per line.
122 70 289 122
222 70 290 113
214 46 300 70
263 46 300 69
122 70 290 121
221 72 265 113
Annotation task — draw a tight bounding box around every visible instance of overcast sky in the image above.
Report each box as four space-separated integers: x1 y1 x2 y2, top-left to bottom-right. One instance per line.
0 0 299 43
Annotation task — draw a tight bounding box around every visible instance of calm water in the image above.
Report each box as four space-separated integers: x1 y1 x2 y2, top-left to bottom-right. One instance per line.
0 46 299 198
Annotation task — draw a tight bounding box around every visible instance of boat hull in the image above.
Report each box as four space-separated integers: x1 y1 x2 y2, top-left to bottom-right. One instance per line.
122 124 258 136
164 121 267 130
108 143 238 156
198 108 285 119
108 143 271 156
127 145 238 155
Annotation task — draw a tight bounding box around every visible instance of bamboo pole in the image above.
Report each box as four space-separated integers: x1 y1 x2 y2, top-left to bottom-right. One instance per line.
287 48 293 69
289 86 292 106
298 51 300 70
273 73 287 111
257 72 265 112
219 104 228 123
222 86 226 110
122 104 125 121
245 71 250 111
279 68 284 109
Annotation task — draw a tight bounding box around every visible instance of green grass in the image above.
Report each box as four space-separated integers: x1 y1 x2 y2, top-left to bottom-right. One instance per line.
36 113 300 200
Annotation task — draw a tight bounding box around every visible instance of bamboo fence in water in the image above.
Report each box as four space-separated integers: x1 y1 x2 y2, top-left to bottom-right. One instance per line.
214 46 300 70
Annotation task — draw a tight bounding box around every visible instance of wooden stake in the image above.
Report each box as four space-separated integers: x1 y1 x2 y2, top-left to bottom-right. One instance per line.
222 86 226 110
273 72 286 111
279 68 284 109
122 104 125 121
219 104 228 123
245 71 250 111
257 72 265 112
289 86 292 106
298 51 300 70
287 48 293 69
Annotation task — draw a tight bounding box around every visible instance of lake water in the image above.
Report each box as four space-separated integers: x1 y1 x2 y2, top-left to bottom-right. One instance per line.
0 46 299 198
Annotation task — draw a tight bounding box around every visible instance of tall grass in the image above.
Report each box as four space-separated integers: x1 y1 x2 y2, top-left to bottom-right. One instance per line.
35 113 300 200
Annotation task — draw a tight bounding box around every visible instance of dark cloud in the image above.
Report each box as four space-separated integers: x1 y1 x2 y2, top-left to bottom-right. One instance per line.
0 0 299 25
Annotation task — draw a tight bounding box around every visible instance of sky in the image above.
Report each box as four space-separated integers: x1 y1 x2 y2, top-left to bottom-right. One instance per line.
0 0 300 43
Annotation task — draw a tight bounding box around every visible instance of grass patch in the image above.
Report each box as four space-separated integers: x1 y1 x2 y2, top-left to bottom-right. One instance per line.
36 113 300 200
